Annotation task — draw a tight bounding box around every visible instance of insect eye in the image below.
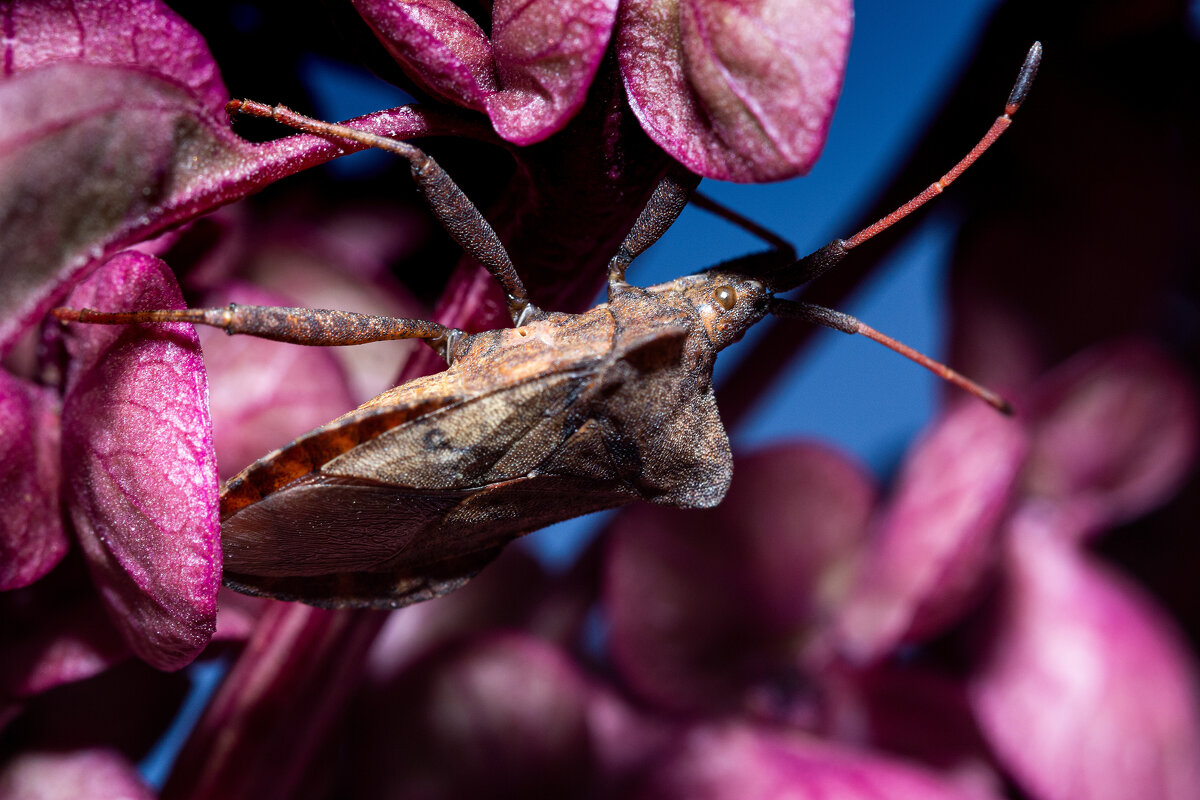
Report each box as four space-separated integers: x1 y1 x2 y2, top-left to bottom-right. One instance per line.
712 285 738 311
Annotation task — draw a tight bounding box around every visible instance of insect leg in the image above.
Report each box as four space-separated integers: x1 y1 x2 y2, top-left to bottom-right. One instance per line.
763 41 1042 292
606 164 804 294
226 100 540 327
769 298 1011 414
51 305 466 363
606 163 700 294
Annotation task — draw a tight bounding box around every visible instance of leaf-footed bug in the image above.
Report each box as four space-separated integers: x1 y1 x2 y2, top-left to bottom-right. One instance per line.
53 43 1042 609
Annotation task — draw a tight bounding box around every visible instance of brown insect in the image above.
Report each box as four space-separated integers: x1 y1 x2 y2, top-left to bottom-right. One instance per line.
54 44 1041 609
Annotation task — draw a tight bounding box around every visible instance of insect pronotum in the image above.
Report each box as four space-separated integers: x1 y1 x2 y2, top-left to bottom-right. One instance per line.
54 43 1043 609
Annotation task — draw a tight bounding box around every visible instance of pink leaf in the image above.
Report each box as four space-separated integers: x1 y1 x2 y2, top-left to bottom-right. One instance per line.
834 403 1028 663
605 443 875 714
351 0 498 109
969 503 1200 800
60 252 220 671
0 748 153 800
484 0 619 144
350 634 596 797
0 0 250 351
1024 340 1200 535
0 370 64 590
618 0 852 181
628 723 1003 800
1 0 229 114
0 0 488 354
0 570 131 698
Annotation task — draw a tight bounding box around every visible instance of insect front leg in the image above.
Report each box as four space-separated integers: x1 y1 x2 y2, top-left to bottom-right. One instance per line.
52 305 467 364
605 163 701 292
227 100 541 327
605 163 799 295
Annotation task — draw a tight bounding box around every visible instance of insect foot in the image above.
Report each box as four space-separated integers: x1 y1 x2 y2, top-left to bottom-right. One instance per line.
52 43 1041 608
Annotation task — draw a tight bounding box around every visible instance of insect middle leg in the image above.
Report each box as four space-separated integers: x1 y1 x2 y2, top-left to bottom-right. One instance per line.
52 305 466 363
226 100 541 328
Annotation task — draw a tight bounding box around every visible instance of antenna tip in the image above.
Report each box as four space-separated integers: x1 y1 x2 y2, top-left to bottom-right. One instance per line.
1006 41 1042 113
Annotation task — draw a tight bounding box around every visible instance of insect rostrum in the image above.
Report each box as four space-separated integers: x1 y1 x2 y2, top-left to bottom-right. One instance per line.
56 44 1041 610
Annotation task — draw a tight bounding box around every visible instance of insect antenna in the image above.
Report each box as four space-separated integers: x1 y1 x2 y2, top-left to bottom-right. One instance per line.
766 41 1041 292
761 41 1042 415
768 299 1012 413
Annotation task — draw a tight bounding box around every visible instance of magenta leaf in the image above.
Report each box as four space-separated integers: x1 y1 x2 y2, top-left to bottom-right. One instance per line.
351 0 498 110
0 570 131 699
60 252 219 671
484 0 620 144
0 0 491 355
0 0 245 351
969 504 1200 800
628 723 1003 800
834 403 1028 664
0 60 243 353
605 443 875 715
2 0 229 112
617 0 852 181
0 748 154 800
365 547 550 685
0 370 64 590
350 634 596 797
1023 340 1200 534
844 667 1002 795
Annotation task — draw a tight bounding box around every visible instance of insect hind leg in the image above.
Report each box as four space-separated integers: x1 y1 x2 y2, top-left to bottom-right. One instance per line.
227 100 540 327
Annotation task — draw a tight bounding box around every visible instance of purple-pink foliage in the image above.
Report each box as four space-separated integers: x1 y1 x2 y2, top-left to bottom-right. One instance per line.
1 2 1197 799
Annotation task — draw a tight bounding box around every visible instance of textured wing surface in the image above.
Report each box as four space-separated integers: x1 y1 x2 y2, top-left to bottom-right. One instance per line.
222 472 634 608
320 369 591 488
219 367 639 606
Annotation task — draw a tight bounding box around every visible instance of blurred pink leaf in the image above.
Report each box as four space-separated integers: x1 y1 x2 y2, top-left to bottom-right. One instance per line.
606 443 875 715
0 371 64 590
617 0 852 181
212 589 267 642
969 502 1200 800
350 633 596 797
60 252 220 671
0 748 153 800
365 547 550 685
231 224 427 403
1023 340 1199 535
834 667 1003 797
627 723 1003 800
0 572 130 699
834 403 1028 663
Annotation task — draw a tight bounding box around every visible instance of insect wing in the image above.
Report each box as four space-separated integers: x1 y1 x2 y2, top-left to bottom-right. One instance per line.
219 365 626 607
222 472 633 608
